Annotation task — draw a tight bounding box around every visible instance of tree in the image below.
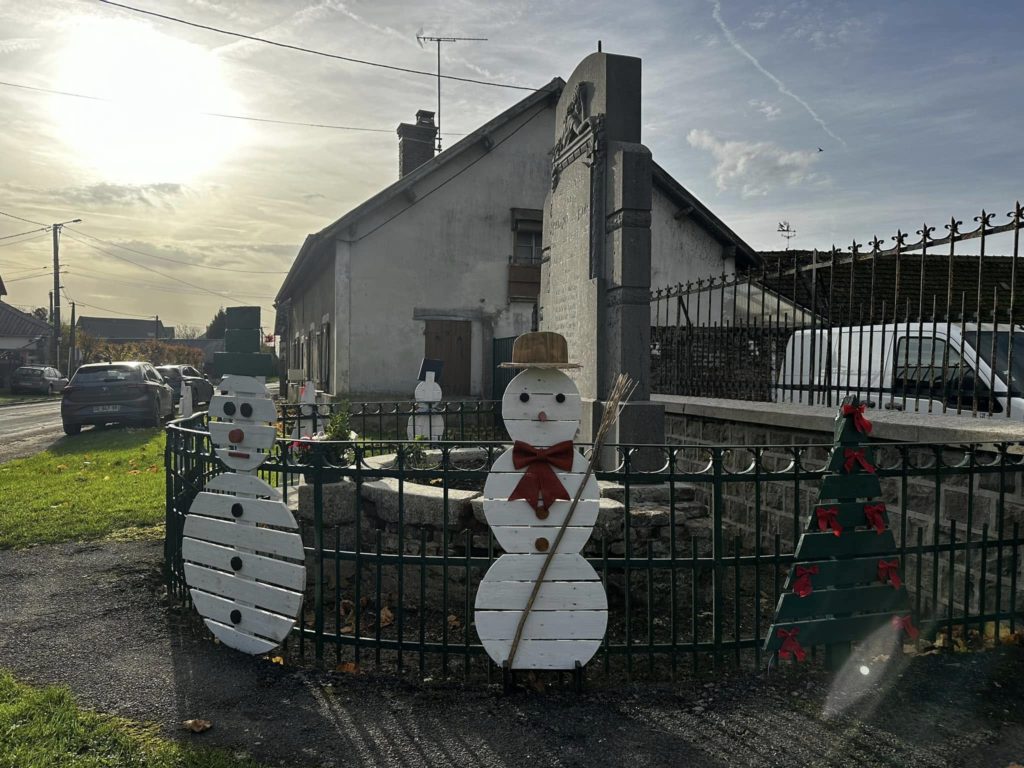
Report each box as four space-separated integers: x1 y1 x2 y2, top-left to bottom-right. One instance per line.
764 397 915 668
32 307 48 322
175 324 203 340
204 308 227 339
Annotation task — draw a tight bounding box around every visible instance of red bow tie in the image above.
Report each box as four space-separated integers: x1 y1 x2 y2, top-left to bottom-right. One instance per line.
777 628 806 662
891 614 918 640
842 403 873 434
816 506 842 537
509 440 574 513
864 503 887 534
878 559 902 589
792 565 819 598
843 448 875 474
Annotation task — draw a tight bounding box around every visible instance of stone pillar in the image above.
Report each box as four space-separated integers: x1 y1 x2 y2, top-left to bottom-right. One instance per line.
539 52 664 459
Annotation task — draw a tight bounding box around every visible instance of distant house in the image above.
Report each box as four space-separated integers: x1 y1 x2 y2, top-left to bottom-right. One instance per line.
0 291 52 386
76 316 174 342
276 80 757 399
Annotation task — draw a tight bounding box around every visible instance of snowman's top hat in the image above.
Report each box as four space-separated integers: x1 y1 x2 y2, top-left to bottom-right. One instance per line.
500 331 580 369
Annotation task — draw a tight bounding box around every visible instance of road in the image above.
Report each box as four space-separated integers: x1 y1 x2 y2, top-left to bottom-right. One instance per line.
0 398 65 463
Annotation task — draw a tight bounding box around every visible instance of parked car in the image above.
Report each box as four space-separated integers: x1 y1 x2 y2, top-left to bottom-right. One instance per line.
774 323 1024 417
156 364 214 406
60 361 174 435
10 365 68 395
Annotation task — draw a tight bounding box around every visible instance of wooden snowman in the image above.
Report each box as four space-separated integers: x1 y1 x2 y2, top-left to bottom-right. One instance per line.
182 374 306 654
291 379 325 439
474 332 607 670
407 359 445 440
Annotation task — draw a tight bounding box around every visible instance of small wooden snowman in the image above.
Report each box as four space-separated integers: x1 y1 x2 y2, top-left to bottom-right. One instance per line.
179 379 194 419
407 359 445 440
291 379 325 439
474 332 607 670
182 375 305 654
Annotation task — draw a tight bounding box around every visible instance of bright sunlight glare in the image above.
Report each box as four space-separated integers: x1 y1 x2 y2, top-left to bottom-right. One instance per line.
51 18 245 183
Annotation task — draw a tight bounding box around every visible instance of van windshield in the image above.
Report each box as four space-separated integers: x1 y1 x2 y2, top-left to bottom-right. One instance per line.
976 332 1024 397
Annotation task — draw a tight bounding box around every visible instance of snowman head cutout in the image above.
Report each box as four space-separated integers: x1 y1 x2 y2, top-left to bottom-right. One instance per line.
499 332 581 448
208 375 277 472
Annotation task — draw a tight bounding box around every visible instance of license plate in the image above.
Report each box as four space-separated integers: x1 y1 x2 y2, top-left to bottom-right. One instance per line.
94 405 121 413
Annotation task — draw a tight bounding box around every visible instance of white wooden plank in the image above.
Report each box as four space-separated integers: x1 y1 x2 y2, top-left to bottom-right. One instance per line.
190 588 297 642
482 554 601 582
484 469 598 501
500 419 579 448
182 537 306 591
208 395 277 423
204 473 282 501
480 638 603 670
474 579 608 611
190 493 297 529
489 450 590 475
183 515 304 560
500 393 582 420
202 618 281 655
502 368 581 395
216 375 268 396
475 610 606 641
490 525 595 554
214 448 270 473
184 562 303 616
482 498 599 529
209 422 278 449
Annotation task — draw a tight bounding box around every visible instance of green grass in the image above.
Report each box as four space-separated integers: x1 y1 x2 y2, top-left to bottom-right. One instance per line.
0 670 266 768
0 428 167 549
0 391 60 406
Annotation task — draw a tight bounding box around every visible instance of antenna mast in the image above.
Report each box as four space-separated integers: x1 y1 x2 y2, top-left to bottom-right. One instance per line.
777 221 797 250
416 32 487 152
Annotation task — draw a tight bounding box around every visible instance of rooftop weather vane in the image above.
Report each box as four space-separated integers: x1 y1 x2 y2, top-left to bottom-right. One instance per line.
416 30 487 153
778 221 797 250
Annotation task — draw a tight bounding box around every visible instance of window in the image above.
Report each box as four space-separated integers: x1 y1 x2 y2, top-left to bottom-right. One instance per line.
511 208 542 265
893 336 999 411
514 230 542 265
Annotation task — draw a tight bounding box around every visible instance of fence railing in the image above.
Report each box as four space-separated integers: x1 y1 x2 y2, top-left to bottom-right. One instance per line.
652 202 1024 418
166 418 1024 683
279 400 507 442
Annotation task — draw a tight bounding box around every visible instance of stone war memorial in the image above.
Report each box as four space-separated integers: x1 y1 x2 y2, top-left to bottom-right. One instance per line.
539 51 665 452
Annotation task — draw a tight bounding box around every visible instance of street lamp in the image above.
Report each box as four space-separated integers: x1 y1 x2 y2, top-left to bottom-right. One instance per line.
51 218 82 367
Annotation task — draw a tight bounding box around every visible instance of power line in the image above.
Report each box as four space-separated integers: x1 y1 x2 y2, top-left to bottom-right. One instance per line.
0 227 48 241
0 209 46 227
4 271 53 284
0 233 50 249
65 228 289 275
92 0 542 93
64 263 276 299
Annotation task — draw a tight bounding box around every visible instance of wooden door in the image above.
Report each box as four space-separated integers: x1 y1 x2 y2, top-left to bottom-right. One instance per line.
424 320 471 396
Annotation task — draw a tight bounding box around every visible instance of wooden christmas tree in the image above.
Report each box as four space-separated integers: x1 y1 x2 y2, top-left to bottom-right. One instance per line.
764 397 917 668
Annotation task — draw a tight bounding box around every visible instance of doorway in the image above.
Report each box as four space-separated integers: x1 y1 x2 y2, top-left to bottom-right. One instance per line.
424 319 471 396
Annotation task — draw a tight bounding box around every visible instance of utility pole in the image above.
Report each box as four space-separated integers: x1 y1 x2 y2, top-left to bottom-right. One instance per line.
50 218 82 367
416 33 487 153
68 301 76 374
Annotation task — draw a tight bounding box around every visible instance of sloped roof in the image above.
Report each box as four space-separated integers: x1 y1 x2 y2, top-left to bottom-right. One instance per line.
0 301 51 338
77 316 168 339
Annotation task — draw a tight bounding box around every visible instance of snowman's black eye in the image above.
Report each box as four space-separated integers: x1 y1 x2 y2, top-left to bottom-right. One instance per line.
222 401 236 416
556 393 566 403
240 402 253 418
519 392 530 402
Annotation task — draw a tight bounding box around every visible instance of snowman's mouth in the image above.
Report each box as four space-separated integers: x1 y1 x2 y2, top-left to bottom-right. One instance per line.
227 450 251 459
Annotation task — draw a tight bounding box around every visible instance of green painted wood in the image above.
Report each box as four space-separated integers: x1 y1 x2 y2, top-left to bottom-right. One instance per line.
764 611 906 653
774 585 909 622
793 529 897 560
225 328 262 354
826 445 877 474
807 501 890 533
225 306 261 329
213 351 274 377
820 473 882 501
781 555 901 592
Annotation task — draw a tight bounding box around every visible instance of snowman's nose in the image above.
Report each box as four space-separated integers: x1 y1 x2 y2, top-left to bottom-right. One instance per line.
537 411 548 422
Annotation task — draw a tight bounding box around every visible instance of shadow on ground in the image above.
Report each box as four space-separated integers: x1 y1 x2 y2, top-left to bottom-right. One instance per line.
0 539 1022 768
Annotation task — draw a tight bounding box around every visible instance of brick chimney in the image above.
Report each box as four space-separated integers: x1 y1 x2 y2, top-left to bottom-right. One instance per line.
397 110 437 178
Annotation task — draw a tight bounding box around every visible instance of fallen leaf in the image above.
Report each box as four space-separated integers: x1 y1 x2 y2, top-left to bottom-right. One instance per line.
103 475 111 481
128 470 141 475
182 719 212 733
55 464 68 471
335 661 360 674
146 465 159 473
268 655 285 666
525 671 545 693
379 606 394 629
340 599 354 616
339 622 355 635
447 614 461 630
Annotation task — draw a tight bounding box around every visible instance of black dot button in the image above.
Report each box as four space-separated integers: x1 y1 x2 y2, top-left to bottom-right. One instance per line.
223 401 236 416
230 556 243 571
230 609 242 624
231 503 243 518
240 403 253 418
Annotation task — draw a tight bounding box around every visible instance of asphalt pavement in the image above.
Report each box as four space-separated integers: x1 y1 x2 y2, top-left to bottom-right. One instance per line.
0 397 65 463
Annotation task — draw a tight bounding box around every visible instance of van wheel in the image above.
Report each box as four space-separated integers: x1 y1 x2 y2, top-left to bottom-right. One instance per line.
63 421 81 436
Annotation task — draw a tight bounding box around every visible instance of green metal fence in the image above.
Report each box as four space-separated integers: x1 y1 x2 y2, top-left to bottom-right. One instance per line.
166 415 1024 683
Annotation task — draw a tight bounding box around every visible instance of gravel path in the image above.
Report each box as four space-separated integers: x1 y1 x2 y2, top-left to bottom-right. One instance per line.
1 539 1022 768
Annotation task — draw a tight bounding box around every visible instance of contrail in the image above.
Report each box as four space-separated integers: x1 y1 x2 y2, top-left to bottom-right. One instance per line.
710 0 847 148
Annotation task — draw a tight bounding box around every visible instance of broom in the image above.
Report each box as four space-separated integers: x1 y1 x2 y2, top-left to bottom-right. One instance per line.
505 372 637 671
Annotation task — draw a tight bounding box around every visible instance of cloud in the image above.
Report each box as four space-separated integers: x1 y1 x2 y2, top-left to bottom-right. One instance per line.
687 129 822 197
0 38 41 54
54 183 186 208
709 0 846 147
749 99 781 120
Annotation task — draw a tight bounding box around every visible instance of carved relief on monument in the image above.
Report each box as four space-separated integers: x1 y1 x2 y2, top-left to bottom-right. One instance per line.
553 82 588 156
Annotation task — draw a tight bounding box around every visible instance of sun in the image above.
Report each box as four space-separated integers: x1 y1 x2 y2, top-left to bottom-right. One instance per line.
51 17 245 183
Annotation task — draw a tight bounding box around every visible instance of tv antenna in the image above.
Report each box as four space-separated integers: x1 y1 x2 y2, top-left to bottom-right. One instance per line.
777 221 797 250
416 31 487 152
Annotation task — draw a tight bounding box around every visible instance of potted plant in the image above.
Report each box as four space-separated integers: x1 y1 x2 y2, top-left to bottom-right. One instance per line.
291 405 356 483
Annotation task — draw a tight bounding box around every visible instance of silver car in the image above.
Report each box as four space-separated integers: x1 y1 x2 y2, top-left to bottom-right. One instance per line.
10 365 68 395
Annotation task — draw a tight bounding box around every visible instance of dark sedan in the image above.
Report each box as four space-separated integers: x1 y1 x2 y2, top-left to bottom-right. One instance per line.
10 365 68 395
156 364 214 406
61 361 174 435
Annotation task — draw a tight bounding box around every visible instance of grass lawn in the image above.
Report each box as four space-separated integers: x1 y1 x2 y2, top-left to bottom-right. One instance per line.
0 670 265 768
0 391 60 406
0 427 167 549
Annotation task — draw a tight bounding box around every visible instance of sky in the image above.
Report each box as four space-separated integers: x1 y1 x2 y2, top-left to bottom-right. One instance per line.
0 0 1021 331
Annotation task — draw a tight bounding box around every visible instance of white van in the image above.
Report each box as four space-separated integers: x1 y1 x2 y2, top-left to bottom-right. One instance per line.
774 323 1024 417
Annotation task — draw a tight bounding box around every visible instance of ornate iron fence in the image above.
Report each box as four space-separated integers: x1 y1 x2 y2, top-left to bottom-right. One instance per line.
652 202 1024 417
165 417 1024 683
279 400 506 442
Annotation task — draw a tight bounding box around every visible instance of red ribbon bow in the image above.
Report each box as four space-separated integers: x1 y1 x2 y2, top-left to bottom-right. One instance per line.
777 628 807 662
877 559 902 589
864 503 887 534
509 440 574 512
792 565 819 598
843 448 875 474
842 402 873 435
816 506 843 537
891 614 919 640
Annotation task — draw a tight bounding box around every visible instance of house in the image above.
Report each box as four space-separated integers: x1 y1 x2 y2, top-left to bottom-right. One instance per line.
275 78 757 399
0 292 52 384
76 316 174 342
